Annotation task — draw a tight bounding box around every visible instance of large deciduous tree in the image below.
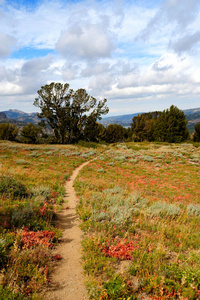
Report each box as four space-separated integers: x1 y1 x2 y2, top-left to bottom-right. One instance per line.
34 82 109 143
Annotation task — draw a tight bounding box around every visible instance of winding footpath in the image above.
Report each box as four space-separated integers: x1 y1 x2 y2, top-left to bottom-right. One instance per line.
44 160 91 300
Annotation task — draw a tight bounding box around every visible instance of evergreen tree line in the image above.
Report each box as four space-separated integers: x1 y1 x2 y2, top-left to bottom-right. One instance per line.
131 105 190 143
0 122 128 144
1 105 200 144
0 82 200 144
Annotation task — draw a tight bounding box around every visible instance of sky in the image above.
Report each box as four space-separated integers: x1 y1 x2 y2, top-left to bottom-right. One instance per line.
0 0 200 116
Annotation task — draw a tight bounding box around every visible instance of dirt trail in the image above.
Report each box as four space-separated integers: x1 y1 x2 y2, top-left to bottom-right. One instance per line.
44 161 91 300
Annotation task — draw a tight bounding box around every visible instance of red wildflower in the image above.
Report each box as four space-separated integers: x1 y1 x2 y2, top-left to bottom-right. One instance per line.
21 229 55 248
100 239 137 260
54 254 62 260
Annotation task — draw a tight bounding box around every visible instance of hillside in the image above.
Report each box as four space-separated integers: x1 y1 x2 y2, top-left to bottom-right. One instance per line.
186 109 200 133
1 109 39 124
0 112 7 120
99 113 143 127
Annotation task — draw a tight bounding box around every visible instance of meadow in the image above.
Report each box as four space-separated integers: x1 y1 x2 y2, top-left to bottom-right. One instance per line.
0 141 103 299
74 142 200 300
0 140 200 299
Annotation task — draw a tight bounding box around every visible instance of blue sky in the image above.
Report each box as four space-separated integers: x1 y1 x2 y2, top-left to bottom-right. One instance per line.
0 0 200 115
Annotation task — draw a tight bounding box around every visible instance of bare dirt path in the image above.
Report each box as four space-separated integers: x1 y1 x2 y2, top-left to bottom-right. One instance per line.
44 160 92 300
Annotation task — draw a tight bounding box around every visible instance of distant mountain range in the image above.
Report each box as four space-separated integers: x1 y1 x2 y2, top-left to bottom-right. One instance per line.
1 109 39 123
99 113 142 127
99 113 141 127
1 107 200 133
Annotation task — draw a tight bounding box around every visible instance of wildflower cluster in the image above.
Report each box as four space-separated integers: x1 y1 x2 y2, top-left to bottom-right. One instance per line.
100 239 137 260
21 229 55 249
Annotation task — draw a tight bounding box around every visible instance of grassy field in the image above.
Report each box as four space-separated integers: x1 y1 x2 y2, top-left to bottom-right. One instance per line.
74 142 200 300
0 141 104 299
0 141 200 299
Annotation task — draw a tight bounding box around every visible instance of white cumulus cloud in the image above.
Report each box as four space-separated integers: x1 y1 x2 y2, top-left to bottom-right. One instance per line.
56 23 116 60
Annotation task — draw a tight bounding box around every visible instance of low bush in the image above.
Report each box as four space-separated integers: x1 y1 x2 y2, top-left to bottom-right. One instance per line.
187 204 200 216
0 176 28 199
148 202 181 218
29 185 51 202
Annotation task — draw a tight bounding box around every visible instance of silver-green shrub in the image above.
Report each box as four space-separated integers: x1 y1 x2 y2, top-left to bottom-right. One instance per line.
141 156 154 162
30 185 51 201
148 202 180 218
187 204 200 216
15 159 30 165
91 188 149 226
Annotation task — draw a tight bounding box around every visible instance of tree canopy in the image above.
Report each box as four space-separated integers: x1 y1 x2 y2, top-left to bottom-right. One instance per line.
104 124 126 143
131 106 189 143
193 122 200 142
0 123 19 141
34 82 109 144
20 123 42 144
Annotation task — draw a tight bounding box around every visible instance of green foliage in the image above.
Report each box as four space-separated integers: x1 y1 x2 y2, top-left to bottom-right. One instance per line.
131 111 161 142
0 123 19 141
0 176 28 199
64 173 69 180
5 245 52 297
148 202 180 218
10 204 34 227
131 105 189 143
0 233 15 267
104 124 126 143
0 285 24 300
187 204 200 216
141 155 154 162
83 116 99 142
103 275 135 299
156 105 189 143
193 122 200 142
20 123 42 144
29 185 51 202
77 140 99 148
34 82 109 144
